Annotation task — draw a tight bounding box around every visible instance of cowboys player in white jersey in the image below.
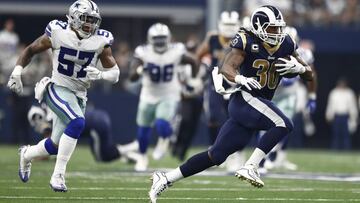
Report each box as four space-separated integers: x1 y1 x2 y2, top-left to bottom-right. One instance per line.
129 23 198 171
7 0 120 192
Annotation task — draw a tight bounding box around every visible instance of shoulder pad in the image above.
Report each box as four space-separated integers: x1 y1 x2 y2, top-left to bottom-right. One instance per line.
283 34 298 53
134 45 147 59
230 32 248 50
45 20 68 37
172 42 186 53
96 29 114 47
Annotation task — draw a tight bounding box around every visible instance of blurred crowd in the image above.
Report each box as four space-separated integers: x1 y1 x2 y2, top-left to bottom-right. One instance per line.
241 0 360 27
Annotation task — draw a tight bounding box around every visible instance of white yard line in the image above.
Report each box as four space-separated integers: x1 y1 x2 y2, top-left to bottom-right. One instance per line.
0 196 360 202
8 186 360 193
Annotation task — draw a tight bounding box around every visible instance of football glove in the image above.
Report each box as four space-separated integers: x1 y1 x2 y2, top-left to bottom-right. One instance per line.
84 66 102 80
275 55 306 76
306 93 317 114
34 77 51 103
212 67 241 95
234 74 262 90
7 65 23 94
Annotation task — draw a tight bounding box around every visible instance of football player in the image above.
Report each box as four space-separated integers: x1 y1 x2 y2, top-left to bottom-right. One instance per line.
196 11 244 172
128 23 198 171
196 11 240 145
148 5 314 202
27 105 140 164
8 0 120 192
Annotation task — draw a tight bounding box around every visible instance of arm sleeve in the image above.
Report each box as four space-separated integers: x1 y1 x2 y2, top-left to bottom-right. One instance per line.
230 32 247 50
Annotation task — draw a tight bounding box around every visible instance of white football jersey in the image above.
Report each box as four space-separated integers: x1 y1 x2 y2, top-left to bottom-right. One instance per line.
45 19 113 100
134 43 186 103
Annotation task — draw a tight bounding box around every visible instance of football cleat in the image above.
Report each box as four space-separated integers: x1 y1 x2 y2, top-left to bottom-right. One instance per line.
235 164 264 188
50 174 67 192
152 137 169 161
149 172 171 203
134 154 148 172
18 145 32 183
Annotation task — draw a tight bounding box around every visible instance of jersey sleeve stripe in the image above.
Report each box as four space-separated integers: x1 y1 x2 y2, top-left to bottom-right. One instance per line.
46 25 52 32
45 29 51 37
239 33 247 50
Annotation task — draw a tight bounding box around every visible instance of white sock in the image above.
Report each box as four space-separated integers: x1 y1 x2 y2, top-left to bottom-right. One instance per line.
165 167 184 183
245 148 266 168
53 134 78 176
24 139 50 161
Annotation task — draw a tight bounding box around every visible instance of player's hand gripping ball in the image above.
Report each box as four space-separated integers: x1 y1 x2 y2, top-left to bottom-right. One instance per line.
274 56 302 78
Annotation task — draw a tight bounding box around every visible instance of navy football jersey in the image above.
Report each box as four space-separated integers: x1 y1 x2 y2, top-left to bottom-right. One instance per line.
230 30 297 100
209 33 230 67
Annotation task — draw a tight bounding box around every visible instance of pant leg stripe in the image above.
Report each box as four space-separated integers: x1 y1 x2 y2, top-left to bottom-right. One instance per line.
48 84 78 120
241 91 286 127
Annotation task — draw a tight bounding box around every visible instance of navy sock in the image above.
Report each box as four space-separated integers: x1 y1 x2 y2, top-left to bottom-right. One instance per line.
137 127 152 153
258 127 288 154
179 151 215 178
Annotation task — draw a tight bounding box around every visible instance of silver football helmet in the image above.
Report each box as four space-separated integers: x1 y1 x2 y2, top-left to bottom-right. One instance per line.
67 0 101 39
147 23 171 53
218 11 240 38
250 5 286 45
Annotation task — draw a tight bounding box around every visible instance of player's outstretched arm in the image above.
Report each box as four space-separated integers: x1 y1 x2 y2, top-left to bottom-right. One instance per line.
85 47 120 84
17 34 52 68
195 32 211 60
128 57 144 82
7 34 52 94
180 53 199 77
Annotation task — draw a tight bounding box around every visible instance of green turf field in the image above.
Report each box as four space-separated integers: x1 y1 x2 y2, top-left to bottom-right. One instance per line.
1 145 360 202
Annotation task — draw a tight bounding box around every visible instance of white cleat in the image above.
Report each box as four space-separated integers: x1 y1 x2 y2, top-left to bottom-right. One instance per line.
117 140 139 155
49 174 67 192
134 154 148 172
18 145 31 183
149 172 171 203
235 164 264 188
152 138 169 161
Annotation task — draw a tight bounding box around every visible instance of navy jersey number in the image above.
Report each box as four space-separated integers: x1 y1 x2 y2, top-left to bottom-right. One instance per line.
146 63 174 83
252 59 280 89
57 46 95 78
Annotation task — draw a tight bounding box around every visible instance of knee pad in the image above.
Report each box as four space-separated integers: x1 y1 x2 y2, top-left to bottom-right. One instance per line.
208 148 228 166
64 117 85 139
155 119 172 138
44 138 58 155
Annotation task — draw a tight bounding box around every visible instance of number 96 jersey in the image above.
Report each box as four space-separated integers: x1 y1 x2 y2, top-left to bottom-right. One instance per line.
230 30 297 100
134 43 186 103
45 19 113 100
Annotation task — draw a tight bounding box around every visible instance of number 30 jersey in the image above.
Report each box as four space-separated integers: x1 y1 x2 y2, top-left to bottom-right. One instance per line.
230 30 297 100
134 43 186 103
45 19 113 100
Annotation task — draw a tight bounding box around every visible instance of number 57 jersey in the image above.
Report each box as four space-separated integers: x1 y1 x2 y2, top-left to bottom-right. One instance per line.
134 43 186 103
45 19 113 100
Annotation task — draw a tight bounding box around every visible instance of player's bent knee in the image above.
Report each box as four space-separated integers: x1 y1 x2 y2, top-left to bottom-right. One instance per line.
155 119 172 138
208 149 227 166
44 138 58 155
64 117 85 139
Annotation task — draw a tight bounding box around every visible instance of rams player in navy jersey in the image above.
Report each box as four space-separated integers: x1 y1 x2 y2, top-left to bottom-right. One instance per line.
148 5 314 202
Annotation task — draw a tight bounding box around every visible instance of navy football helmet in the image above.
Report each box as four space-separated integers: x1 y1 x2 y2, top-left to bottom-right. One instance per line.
250 5 286 45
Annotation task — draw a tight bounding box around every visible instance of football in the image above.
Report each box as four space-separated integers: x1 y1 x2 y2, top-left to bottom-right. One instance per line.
274 56 299 78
